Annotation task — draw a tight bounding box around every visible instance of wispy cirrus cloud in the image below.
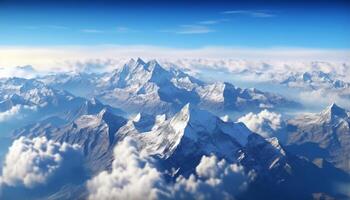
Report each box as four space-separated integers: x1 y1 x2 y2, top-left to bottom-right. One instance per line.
162 16 225 34
81 26 135 34
222 10 275 18
21 25 40 30
21 25 134 33
165 17 229 34
198 18 229 25
46 25 69 30
115 26 138 33
115 26 129 33
81 29 105 33
162 25 214 34
198 20 220 25
21 25 69 30
177 25 214 34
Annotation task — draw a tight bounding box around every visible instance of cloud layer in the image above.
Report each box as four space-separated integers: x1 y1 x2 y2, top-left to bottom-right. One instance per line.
87 137 167 200
237 110 283 138
0 46 349 75
172 155 248 200
0 105 37 122
1 136 81 188
87 137 249 200
0 105 22 122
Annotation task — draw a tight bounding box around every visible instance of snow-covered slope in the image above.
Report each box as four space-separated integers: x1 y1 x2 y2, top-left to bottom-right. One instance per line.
15 108 127 173
0 77 74 109
281 71 350 90
38 72 99 98
95 58 202 114
287 103 350 173
3 59 350 200
0 77 124 133
117 104 251 166
15 104 252 174
17 103 293 177
16 104 262 172
39 58 299 115
14 103 349 200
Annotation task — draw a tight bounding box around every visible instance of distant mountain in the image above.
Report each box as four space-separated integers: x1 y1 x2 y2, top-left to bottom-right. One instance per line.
0 77 75 110
281 71 350 90
286 103 350 174
0 77 124 133
40 58 299 115
38 72 99 98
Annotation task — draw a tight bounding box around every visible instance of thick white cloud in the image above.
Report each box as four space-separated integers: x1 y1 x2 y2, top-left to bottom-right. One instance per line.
237 110 283 138
87 137 168 200
0 136 81 188
172 155 248 200
0 105 21 122
0 105 37 122
87 137 249 200
0 65 40 79
298 89 350 110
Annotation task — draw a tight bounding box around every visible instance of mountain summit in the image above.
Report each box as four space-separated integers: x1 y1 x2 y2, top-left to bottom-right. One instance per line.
322 103 348 120
41 58 299 115
287 103 350 173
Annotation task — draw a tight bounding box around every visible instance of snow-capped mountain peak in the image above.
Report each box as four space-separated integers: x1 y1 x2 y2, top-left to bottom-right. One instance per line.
322 103 348 119
287 103 350 173
136 57 145 65
169 103 218 137
36 58 299 115
73 108 124 130
75 111 105 129
115 104 252 161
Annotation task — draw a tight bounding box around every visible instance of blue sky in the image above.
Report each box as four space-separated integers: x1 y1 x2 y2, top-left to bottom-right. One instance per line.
0 0 349 49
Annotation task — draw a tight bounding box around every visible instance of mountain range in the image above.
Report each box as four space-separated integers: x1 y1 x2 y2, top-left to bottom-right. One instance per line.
39 58 299 115
12 103 350 200
0 77 124 133
0 59 349 200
